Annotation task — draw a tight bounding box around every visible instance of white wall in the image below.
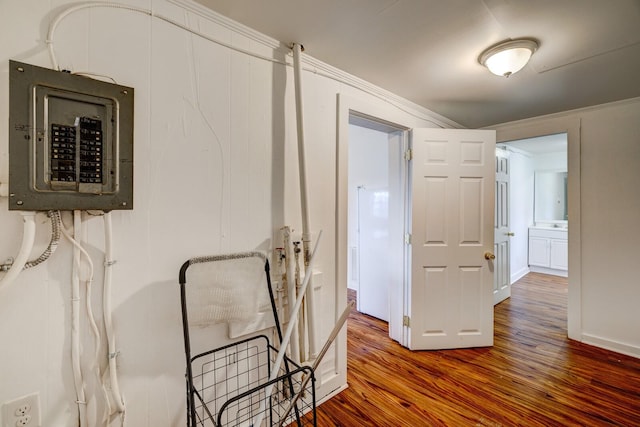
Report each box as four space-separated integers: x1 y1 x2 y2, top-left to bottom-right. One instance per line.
347 125 390 291
0 1 452 425
493 97 640 358
535 151 567 171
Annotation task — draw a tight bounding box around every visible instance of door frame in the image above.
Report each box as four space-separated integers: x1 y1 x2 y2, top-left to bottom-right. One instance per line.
337 93 415 348
491 117 581 339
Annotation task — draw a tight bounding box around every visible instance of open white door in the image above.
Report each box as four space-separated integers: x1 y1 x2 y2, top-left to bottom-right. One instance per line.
494 151 511 304
407 128 495 350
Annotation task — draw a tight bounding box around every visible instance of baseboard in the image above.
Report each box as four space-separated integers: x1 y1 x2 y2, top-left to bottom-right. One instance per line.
529 266 568 277
510 266 530 284
581 333 640 359
317 383 349 406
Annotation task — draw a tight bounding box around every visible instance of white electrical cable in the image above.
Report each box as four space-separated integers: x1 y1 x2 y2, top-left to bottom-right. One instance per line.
71 211 88 427
46 2 285 72
45 2 446 128
0 212 36 290
60 215 111 425
252 230 322 427
103 211 126 419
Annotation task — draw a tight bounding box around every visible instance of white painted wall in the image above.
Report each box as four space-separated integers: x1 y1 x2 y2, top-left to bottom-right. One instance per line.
0 1 453 425
347 125 390 291
535 151 567 171
493 97 640 358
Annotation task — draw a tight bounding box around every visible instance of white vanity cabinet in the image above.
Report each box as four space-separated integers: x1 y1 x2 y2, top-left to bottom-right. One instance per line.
528 227 568 276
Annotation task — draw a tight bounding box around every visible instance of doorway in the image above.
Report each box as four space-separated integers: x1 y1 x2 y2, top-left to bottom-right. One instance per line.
494 117 581 340
347 114 407 343
497 132 569 290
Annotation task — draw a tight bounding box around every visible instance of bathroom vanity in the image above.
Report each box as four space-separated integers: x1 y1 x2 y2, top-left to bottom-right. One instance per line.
528 226 568 276
529 169 568 277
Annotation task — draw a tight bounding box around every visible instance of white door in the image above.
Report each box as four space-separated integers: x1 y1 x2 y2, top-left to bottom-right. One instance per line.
357 186 390 321
494 153 511 304
407 128 495 350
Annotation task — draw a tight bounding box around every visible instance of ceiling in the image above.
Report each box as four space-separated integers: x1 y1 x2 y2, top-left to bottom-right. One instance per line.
498 133 567 155
193 0 640 128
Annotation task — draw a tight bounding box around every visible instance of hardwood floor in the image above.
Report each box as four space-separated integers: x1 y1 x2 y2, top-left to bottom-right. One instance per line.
316 273 640 426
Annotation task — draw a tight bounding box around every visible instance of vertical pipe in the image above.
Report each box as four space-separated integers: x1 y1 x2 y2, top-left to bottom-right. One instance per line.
292 42 318 359
72 211 88 427
251 232 322 427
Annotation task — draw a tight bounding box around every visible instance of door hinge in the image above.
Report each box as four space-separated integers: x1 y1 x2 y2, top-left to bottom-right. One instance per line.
404 149 413 161
403 315 410 327
405 233 412 244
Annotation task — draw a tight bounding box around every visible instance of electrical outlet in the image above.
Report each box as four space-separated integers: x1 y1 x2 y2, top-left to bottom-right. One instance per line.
1 393 40 427
15 415 31 426
14 404 31 417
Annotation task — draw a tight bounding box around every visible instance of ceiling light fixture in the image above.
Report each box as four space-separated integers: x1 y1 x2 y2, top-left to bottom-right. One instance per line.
478 39 539 78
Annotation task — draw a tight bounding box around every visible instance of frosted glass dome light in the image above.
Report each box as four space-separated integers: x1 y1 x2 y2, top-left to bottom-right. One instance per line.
479 39 539 77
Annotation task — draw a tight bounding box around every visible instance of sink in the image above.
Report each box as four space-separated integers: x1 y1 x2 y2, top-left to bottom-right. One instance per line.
533 223 567 230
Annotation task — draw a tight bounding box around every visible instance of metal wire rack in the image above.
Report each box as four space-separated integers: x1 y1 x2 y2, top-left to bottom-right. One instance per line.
189 335 315 427
179 252 316 427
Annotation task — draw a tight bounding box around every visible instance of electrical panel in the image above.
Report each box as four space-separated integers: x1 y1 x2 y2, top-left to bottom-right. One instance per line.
8 60 134 210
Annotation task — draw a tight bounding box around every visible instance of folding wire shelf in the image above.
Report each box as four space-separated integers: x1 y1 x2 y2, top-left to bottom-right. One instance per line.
179 252 316 427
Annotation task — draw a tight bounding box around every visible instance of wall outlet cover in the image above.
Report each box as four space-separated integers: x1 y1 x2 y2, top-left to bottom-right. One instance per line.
1 393 41 427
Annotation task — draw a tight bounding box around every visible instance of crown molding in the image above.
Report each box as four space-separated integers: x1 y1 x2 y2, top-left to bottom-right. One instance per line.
167 0 286 52
167 0 461 129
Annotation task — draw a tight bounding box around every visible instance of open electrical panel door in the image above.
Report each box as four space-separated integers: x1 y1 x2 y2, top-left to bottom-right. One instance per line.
8 60 134 211
406 128 495 350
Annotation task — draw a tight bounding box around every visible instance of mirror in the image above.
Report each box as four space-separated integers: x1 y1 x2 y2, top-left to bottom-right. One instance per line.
534 170 567 222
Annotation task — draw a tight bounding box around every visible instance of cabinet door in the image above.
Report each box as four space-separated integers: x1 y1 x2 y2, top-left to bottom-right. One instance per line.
529 236 550 267
550 239 568 270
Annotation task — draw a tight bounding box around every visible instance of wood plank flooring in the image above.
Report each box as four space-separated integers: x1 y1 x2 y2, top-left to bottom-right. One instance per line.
316 273 640 426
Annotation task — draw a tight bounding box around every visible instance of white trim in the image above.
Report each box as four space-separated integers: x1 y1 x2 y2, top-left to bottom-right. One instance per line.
489 96 640 128
169 0 461 129
581 334 640 359
316 383 349 406
303 55 461 129
529 266 568 278
168 0 285 51
337 92 417 356
510 266 530 284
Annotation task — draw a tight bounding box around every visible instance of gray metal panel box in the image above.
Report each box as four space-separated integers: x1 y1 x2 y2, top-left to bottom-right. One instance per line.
8 60 134 210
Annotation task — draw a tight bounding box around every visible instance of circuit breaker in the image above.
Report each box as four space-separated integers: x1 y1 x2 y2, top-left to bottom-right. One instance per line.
8 60 134 210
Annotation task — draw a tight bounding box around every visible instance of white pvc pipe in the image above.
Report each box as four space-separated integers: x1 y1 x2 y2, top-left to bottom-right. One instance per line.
0 211 36 290
277 300 355 426
252 230 322 427
71 211 88 427
293 241 306 361
292 43 318 360
103 212 126 415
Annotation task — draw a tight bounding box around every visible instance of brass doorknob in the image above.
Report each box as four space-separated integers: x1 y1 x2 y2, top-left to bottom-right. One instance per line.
506 232 515 236
484 251 496 260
